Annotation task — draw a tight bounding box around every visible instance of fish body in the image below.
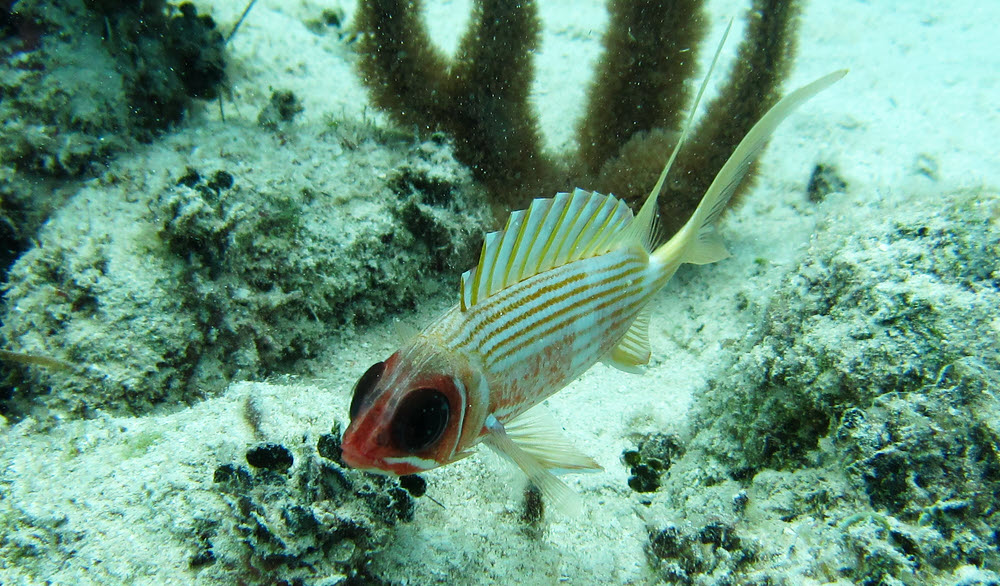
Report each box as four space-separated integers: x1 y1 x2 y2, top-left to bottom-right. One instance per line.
341 186 676 493
426 193 676 423
341 67 847 506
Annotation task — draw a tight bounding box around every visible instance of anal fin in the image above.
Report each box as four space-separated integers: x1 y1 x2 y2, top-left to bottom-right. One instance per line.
604 309 652 373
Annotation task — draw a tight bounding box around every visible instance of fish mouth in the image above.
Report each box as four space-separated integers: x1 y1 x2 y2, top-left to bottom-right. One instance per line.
340 440 398 475
341 423 438 476
339 443 377 471
348 463 395 476
341 443 435 476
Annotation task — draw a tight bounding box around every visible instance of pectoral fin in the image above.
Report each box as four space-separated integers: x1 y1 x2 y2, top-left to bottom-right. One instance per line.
504 409 603 473
482 412 600 515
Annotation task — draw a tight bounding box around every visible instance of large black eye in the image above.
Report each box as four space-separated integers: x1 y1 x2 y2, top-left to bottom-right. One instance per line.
349 361 385 419
391 388 450 453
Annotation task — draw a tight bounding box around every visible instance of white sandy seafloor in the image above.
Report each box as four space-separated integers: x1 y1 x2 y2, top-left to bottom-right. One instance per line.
1 0 998 584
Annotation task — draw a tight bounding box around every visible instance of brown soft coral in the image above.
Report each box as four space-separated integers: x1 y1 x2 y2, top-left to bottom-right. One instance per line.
356 0 802 236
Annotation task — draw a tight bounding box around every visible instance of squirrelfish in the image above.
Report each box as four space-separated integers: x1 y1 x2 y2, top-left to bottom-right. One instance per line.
342 54 845 507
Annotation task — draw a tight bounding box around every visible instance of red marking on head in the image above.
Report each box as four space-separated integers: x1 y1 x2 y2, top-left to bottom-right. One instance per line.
341 397 425 475
341 348 470 476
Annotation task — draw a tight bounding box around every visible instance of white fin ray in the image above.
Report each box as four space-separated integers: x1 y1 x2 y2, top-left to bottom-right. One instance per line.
483 414 591 515
460 189 635 311
548 189 602 267
474 232 501 303
504 408 603 473
572 192 632 258
492 209 527 295
604 308 652 373
523 192 571 277
612 19 734 259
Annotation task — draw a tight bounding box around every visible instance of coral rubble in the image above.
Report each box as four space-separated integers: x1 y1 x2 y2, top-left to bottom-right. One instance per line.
0 0 226 264
1 122 489 418
205 427 412 584
643 186 1000 584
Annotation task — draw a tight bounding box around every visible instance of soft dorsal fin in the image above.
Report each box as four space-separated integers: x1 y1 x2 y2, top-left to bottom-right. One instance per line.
460 188 634 311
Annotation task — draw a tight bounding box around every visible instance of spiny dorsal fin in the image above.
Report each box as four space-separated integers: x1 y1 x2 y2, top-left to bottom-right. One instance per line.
461 188 634 311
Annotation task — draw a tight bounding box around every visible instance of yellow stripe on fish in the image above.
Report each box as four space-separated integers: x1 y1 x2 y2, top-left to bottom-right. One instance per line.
340 21 847 512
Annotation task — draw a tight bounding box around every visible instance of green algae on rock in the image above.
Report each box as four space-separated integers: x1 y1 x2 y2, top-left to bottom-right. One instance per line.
643 187 1000 585
0 0 227 263
1 122 489 418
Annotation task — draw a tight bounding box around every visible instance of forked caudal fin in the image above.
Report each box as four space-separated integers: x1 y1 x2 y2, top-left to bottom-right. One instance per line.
652 68 848 267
